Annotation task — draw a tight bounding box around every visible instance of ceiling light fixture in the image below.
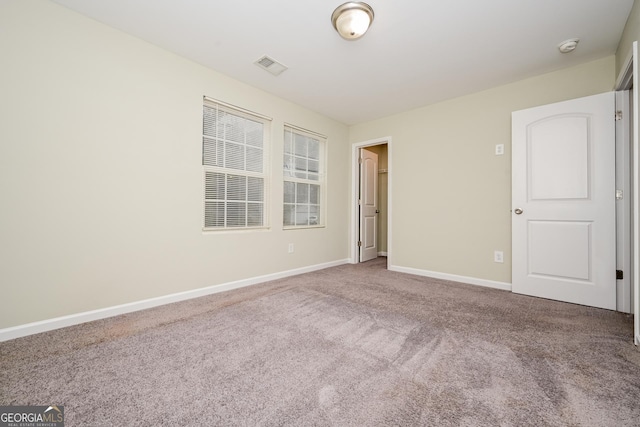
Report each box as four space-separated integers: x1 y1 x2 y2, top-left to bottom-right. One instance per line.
331 2 374 40
558 38 580 54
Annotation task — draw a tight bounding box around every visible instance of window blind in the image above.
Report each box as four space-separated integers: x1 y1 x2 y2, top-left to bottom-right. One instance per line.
203 100 270 230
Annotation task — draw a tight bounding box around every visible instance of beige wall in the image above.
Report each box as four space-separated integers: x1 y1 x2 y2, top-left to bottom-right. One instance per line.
0 1 350 329
617 0 640 77
350 56 615 283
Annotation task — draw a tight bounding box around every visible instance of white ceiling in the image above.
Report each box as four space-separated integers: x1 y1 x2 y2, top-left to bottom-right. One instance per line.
51 0 634 125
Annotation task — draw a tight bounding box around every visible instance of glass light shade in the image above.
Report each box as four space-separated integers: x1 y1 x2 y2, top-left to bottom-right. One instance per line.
332 2 374 40
336 9 370 39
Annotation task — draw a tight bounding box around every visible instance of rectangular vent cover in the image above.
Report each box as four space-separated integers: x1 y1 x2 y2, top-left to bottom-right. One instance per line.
254 55 288 76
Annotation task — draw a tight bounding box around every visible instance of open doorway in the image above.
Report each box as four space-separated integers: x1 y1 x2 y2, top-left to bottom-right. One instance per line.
615 41 639 345
615 89 634 314
351 137 392 266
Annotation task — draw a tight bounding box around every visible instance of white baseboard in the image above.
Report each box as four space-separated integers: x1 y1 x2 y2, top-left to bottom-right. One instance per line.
389 265 512 292
377 251 388 256
0 259 350 342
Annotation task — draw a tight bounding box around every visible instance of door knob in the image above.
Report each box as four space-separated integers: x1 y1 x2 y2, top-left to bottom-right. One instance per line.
514 208 523 215
376 209 380 213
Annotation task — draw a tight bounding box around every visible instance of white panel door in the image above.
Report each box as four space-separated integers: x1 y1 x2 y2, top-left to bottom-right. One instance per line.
512 92 616 310
359 148 378 262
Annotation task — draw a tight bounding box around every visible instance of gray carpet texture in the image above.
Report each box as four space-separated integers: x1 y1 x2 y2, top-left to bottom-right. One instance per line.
1 257 639 426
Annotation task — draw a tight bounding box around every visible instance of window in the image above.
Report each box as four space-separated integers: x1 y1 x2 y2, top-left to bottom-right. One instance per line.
283 125 326 228
203 99 270 230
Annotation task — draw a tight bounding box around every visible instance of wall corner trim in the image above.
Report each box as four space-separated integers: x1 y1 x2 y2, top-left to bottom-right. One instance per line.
388 265 512 292
0 259 350 342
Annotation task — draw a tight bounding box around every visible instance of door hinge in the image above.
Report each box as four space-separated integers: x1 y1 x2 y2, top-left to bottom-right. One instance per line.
358 241 362 247
615 110 623 121
616 270 624 280
616 189 623 200
358 157 363 164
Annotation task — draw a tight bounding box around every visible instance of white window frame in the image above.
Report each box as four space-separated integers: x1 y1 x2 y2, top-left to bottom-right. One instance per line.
283 124 327 229
202 97 271 231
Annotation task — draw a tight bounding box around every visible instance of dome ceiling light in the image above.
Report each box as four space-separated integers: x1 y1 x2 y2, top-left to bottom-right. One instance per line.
331 2 374 40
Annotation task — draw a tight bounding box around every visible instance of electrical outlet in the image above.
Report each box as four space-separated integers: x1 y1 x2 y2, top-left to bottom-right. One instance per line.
288 243 294 253
494 251 504 263
495 144 504 155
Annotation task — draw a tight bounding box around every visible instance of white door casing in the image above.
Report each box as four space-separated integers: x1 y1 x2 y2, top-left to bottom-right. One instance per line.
512 92 616 310
615 90 632 314
632 41 639 346
359 148 378 262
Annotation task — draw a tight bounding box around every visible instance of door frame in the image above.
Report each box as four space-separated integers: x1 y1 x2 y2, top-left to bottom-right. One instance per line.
615 90 632 313
350 137 392 264
615 40 639 344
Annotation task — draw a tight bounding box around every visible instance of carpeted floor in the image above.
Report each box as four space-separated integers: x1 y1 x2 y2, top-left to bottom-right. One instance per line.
1 257 639 426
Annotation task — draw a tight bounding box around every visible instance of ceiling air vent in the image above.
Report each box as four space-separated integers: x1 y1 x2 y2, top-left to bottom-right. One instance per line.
254 55 288 76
